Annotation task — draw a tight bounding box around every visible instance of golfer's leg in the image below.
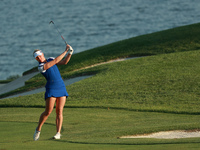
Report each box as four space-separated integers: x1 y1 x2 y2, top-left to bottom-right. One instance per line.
37 97 56 131
56 96 66 133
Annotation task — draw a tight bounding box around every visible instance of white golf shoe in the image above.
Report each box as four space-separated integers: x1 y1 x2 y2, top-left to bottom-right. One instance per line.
33 128 40 141
53 132 61 139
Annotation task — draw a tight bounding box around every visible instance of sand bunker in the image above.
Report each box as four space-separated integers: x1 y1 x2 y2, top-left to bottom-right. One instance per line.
120 130 200 139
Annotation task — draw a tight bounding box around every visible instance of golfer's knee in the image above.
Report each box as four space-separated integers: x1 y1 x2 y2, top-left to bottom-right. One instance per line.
44 110 52 116
56 109 63 117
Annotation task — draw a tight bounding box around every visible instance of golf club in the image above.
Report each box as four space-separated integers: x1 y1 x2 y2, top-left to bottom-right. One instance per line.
49 21 68 45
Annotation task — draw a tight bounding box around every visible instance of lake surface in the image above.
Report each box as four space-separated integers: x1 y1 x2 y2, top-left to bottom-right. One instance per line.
0 0 200 80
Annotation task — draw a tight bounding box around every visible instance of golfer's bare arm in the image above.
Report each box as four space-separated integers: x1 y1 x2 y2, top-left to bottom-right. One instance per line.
57 54 72 65
43 45 70 70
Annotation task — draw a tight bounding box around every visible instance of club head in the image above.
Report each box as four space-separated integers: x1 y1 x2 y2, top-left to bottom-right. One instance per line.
49 21 54 24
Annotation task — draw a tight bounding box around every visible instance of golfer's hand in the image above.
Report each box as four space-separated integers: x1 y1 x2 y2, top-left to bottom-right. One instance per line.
69 46 74 55
65 44 70 52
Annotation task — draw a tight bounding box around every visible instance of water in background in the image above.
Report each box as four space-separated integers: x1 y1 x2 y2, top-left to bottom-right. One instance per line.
0 0 200 80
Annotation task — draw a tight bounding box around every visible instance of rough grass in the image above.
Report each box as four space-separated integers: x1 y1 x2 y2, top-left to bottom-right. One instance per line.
1 50 200 114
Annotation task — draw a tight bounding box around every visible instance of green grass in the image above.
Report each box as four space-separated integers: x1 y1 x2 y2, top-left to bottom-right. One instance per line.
2 22 200 98
2 50 200 114
1 23 200 149
1 108 200 150
0 79 13 84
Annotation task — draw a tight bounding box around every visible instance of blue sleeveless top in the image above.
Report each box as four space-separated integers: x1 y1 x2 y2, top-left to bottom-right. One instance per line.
38 57 68 99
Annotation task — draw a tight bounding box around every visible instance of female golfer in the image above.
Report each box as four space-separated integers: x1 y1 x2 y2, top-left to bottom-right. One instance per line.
33 44 73 141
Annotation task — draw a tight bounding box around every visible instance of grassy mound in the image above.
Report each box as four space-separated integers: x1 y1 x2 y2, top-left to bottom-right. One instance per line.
1 23 200 149
1 50 200 114
2 23 200 98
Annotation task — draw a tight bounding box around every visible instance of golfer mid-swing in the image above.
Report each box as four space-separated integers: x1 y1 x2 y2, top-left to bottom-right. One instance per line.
33 44 73 141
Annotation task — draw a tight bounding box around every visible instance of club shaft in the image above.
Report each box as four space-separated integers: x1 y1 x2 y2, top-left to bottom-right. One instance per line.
50 21 67 45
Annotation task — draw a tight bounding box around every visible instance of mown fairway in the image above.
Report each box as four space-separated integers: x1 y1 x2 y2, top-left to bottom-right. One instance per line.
1 23 200 149
1 107 200 150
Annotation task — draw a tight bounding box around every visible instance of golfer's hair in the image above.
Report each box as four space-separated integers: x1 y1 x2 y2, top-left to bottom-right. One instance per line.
33 49 41 55
33 49 43 58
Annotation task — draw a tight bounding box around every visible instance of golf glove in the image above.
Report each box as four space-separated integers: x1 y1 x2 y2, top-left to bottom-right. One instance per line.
69 46 73 55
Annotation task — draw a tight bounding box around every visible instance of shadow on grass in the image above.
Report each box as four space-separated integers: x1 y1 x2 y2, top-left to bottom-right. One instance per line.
50 138 200 146
65 106 200 115
1 105 200 115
